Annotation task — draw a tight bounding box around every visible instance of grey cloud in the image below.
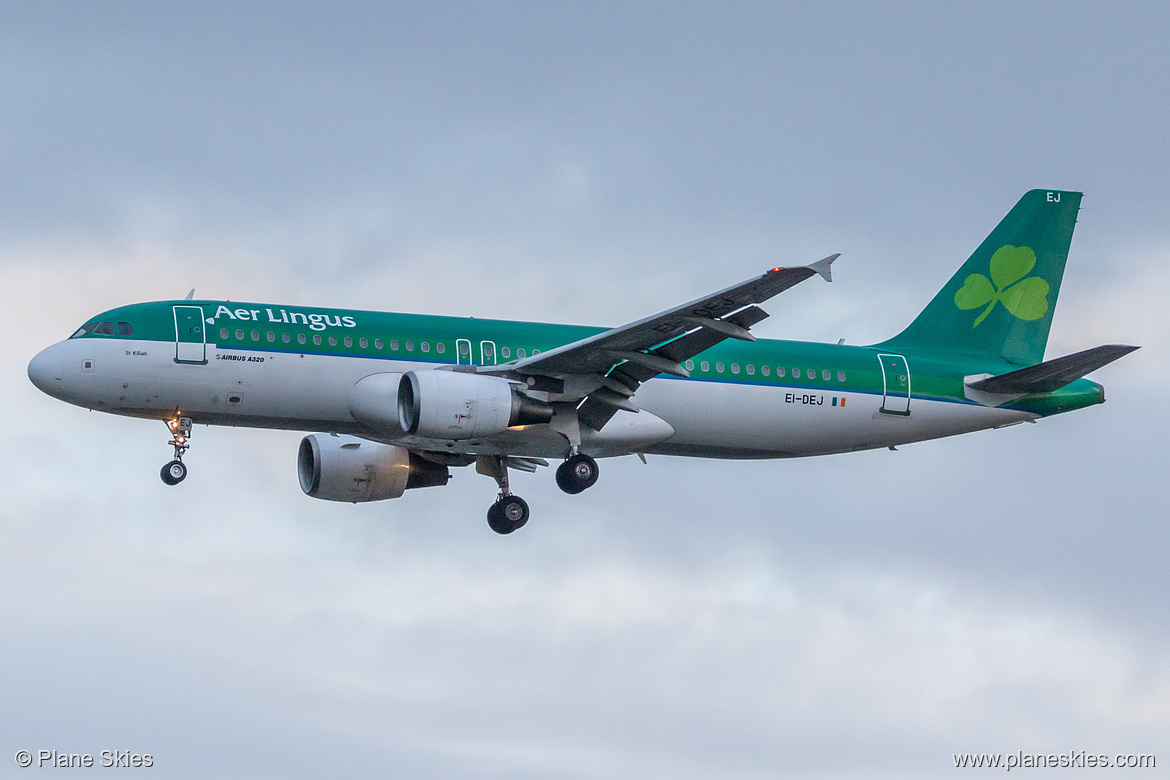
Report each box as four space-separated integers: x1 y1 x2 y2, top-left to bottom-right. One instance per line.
3 2 1169 777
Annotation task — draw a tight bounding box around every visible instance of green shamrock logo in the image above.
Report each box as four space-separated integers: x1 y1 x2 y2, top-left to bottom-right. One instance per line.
954 245 1049 327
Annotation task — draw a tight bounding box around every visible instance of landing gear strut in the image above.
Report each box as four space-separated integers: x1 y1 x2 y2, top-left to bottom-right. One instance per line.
478 455 530 534
556 453 599 494
160 416 192 486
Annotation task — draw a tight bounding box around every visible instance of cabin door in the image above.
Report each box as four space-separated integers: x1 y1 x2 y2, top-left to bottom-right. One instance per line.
877 353 910 415
173 305 208 365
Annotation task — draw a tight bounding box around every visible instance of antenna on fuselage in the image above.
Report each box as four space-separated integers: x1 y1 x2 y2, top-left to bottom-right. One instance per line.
185 289 195 300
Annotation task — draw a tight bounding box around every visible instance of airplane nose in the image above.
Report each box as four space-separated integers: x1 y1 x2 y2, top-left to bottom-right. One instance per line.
28 345 63 396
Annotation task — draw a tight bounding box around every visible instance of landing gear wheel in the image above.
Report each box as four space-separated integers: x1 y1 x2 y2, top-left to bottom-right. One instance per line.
160 459 187 486
487 495 530 534
555 454 599 494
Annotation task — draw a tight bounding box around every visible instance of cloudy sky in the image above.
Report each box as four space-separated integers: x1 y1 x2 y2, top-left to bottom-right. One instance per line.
2 2 1168 777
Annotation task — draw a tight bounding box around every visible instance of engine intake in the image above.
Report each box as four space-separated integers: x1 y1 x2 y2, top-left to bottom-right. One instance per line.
298 434 450 502
397 371 554 440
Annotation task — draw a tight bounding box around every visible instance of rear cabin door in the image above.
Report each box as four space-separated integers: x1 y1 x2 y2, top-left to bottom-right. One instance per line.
877 353 911 415
173 305 207 364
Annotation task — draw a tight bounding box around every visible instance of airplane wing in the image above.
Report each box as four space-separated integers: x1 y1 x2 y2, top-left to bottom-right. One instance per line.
488 255 838 429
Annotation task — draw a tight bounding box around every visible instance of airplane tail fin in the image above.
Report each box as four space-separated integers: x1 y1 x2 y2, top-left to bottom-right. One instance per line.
876 189 1082 365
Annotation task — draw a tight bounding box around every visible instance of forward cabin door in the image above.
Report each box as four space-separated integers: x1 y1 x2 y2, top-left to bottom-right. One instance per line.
877 353 910 415
173 305 207 364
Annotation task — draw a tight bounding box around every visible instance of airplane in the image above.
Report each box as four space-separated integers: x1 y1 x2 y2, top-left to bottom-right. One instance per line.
27 189 1137 534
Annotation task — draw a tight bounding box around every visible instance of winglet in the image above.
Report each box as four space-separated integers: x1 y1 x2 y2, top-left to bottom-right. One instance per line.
807 254 839 282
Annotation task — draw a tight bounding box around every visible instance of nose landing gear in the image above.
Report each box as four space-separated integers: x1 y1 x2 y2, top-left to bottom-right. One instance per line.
160 416 192 486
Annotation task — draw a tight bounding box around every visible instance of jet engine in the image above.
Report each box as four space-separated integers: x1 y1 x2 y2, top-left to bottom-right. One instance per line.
397 370 554 440
297 434 450 502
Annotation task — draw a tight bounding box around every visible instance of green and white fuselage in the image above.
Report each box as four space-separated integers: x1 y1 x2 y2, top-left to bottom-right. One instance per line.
27 190 1134 532
29 301 1101 456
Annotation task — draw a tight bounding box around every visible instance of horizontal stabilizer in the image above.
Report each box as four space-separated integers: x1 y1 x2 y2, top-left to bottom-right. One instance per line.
967 344 1139 395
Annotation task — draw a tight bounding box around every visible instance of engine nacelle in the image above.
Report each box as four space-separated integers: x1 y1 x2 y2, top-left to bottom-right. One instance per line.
297 434 450 502
397 370 554 440
348 372 404 431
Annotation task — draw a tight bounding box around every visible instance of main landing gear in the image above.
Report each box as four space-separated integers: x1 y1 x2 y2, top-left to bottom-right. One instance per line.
478 455 530 535
555 453 599 495
487 494 530 535
476 450 598 535
160 416 192 486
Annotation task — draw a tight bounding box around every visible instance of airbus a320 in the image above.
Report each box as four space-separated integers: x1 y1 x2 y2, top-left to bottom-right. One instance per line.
28 190 1136 533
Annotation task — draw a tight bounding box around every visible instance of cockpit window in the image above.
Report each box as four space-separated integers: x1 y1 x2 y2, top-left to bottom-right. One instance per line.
93 321 116 335
117 321 133 336
70 323 95 339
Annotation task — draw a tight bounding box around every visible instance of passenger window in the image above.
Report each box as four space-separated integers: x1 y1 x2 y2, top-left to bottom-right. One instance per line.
421 342 430 353
792 368 800 378
267 332 275 342
716 362 724 373
406 341 414 351
501 347 510 358
282 333 291 343
298 334 307 345
390 339 399 351
807 368 815 379
731 363 740 374
685 360 694 370
761 366 770 376
700 361 709 371
344 336 352 347
328 336 337 346
94 322 115 335
220 328 229 340
235 329 244 340
359 337 367 348
313 334 321 345
251 330 259 341
746 364 755 375
517 348 526 358
116 322 133 336
822 370 830 381
374 338 383 349
776 367 785 377
837 370 846 382
533 349 541 355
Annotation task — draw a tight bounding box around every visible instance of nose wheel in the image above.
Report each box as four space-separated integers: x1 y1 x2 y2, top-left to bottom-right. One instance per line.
160 415 192 486
161 459 187 485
